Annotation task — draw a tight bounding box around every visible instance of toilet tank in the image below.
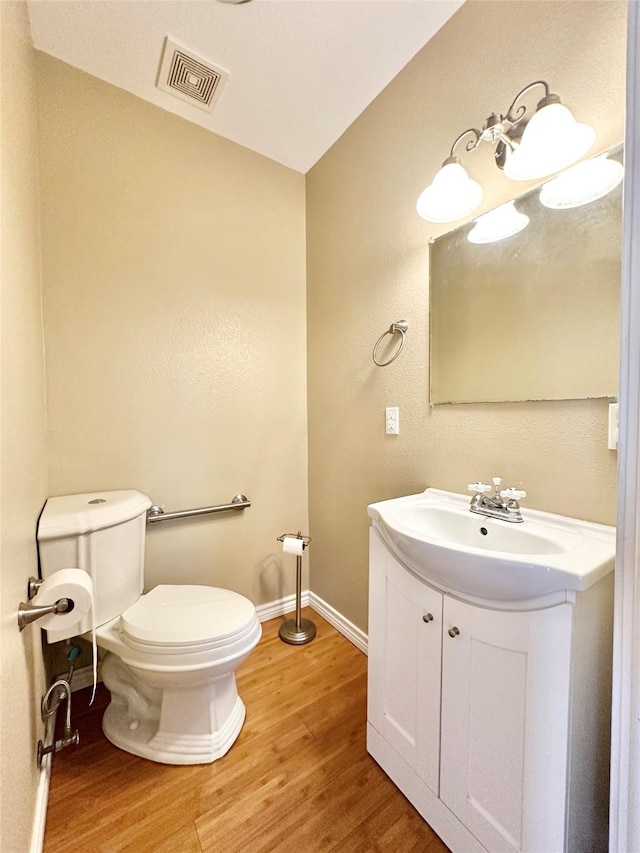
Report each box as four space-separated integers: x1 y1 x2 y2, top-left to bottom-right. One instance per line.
37 490 152 640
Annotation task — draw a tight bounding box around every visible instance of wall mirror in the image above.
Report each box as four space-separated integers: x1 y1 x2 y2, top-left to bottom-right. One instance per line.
429 145 623 404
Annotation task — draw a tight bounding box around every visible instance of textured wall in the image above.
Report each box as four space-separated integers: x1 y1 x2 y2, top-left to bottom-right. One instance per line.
307 0 627 630
0 2 49 848
37 55 308 605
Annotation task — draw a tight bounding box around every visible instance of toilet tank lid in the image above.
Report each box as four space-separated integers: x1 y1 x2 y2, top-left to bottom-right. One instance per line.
38 490 152 539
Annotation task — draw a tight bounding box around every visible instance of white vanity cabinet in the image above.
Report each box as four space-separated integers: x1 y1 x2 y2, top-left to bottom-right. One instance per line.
367 526 613 853
367 527 443 795
440 595 571 853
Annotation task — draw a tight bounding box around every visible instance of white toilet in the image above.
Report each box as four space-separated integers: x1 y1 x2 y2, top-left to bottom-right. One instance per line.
37 489 262 765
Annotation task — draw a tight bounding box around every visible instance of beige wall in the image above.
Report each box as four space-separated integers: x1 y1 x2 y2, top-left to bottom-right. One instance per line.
0 2 49 848
37 55 308 607
307 1 627 630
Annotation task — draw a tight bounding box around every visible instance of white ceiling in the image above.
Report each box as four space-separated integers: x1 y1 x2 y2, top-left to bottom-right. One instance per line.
27 0 464 173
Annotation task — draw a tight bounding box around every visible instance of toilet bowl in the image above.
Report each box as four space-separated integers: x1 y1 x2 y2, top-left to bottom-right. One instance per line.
37 490 262 765
98 584 261 764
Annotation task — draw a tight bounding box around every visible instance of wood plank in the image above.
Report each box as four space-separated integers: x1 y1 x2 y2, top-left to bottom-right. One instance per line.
195 708 367 850
201 753 396 853
151 822 202 853
332 792 442 852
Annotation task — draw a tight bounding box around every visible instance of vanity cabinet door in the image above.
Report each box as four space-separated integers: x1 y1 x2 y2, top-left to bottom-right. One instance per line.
368 529 443 794
440 596 573 853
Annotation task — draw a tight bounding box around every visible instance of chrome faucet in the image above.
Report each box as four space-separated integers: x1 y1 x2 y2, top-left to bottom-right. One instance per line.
468 477 526 523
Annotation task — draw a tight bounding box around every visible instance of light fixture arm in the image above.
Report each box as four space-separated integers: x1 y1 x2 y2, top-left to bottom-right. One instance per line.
446 127 483 163
445 82 556 168
504 79 552 126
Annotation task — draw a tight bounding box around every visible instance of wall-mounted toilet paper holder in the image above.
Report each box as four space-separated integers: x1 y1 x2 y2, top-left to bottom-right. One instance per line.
18 575 76 632
277 532 315 645
18 595 75 631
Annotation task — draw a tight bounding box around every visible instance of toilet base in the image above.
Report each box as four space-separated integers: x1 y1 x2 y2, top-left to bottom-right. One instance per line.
102 695 246 765
101 652 247 765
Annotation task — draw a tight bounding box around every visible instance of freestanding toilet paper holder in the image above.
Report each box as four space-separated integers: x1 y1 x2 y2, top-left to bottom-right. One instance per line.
276 532 315 645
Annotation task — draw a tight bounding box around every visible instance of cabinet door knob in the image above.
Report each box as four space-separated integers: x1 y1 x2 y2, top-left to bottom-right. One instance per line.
448 626 460 638
422 613 434 623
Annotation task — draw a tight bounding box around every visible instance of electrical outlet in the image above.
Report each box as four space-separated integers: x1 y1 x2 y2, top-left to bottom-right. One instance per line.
385 407 400 435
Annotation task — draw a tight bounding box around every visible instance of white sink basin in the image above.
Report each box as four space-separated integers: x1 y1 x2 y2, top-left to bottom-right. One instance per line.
368 488 615 605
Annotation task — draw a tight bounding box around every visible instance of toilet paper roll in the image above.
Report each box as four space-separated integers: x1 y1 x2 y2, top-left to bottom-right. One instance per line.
282 536 306 556
33 569 94 633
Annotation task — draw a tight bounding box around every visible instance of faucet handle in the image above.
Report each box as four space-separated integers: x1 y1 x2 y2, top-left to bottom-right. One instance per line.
468 482 492 494
500 487 527 502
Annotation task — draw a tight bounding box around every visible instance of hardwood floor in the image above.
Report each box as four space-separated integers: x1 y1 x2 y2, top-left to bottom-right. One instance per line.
44 609 449 853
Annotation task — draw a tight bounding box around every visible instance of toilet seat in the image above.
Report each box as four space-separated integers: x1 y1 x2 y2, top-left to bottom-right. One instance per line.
121 584 256 649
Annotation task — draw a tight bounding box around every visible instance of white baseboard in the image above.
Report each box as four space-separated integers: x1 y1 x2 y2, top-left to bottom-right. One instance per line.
256 589 368 655
30 719 54 853
255 590 310 622
308 591 368 655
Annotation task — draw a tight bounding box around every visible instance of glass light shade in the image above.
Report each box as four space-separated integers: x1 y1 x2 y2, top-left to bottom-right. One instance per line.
503 102 596 181
416 161 483 223
539 154 624 209
467 201 529 244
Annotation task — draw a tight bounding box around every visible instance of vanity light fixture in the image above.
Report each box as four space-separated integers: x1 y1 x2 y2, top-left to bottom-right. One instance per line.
467 201 529 244
416 80 596 224
539 153 624 210
416 161 483 224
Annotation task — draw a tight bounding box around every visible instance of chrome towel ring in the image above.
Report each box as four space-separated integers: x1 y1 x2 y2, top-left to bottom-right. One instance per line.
372 321 409 367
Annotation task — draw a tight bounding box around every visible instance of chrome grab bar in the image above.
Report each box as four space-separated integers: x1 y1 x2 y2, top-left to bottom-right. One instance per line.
146 494 251 523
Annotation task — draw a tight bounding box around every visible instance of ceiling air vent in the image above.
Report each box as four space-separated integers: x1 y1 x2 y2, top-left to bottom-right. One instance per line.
156 38 229 112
